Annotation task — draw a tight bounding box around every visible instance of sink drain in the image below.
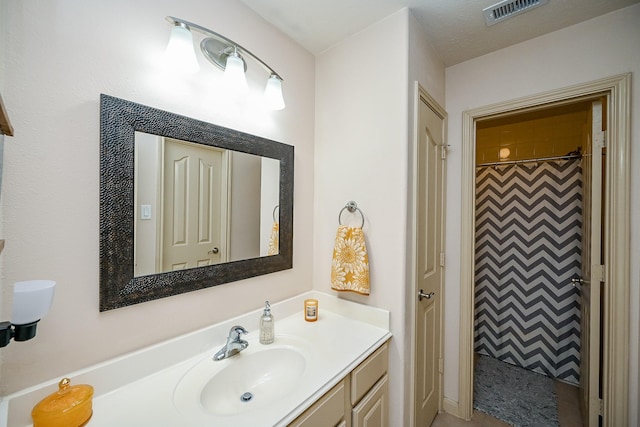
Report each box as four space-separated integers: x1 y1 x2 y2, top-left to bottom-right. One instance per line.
240 392 254 402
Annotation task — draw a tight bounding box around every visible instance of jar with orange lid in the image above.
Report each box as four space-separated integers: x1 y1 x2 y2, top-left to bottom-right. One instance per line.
32 377 94 427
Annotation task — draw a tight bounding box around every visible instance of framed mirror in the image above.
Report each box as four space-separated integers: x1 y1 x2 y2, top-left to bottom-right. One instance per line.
99 94 293 311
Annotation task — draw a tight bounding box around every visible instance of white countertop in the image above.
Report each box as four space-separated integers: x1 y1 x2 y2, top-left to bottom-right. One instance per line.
1 291 391 427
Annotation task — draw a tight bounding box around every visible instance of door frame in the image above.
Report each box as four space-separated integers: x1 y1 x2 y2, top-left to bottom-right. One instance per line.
409 82 447 426
457 74 631 425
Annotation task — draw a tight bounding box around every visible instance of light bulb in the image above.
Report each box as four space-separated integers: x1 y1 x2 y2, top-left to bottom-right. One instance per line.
264 74 285 110
223 51 248 94
164 23 199 74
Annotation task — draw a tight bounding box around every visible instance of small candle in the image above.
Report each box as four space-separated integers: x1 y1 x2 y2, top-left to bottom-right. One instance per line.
304 299 318 322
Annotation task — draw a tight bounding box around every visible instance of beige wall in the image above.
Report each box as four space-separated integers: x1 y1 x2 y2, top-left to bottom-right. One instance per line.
0 0 315 395
445 4 640 424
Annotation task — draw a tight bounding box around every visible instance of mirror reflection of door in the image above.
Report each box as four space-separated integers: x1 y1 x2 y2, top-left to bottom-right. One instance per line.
134 132 281 277
162 138 228 272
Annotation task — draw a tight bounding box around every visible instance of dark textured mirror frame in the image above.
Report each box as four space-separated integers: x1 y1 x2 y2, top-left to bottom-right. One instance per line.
99 94 294 311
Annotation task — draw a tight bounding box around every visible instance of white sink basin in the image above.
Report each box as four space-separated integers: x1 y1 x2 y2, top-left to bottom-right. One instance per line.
173 337 309 417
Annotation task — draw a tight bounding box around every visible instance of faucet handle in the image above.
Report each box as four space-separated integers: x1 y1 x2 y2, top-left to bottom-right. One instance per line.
229 325 248 340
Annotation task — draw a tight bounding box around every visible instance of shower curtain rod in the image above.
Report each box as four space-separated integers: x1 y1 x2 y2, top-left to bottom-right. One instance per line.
476 153 582 168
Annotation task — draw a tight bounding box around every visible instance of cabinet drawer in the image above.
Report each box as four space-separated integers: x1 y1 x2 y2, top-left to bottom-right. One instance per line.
351 342 388 405
289 380 346 427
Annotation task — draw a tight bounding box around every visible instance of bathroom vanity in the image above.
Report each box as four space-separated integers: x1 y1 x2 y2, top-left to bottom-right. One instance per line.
0 292 391 427
289 342 389 427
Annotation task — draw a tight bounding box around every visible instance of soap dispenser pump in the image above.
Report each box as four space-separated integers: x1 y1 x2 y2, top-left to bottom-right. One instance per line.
259 300 274 344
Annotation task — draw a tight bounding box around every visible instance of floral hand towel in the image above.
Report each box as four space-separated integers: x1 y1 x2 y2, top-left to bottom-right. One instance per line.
331 225 370 295
268 222 279 255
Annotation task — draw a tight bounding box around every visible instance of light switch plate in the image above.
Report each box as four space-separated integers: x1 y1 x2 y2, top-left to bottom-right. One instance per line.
140 205 152 220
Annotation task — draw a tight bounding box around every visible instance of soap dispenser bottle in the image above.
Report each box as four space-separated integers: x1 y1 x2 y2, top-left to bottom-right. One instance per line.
259 300 274 344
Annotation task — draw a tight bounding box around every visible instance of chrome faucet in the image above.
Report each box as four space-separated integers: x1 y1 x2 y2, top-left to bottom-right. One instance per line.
213 325 249 361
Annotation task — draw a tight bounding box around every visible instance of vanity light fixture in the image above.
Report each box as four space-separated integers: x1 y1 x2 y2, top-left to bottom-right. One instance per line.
165 16 286 110
0 280 56 348
164 22 200 74
223 48 249 94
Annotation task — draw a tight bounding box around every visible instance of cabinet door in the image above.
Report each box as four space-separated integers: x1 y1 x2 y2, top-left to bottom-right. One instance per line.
289 380 346 427
352 375 388 427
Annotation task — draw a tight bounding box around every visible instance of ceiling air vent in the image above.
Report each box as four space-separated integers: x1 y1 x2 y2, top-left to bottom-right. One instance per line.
483 0 550 26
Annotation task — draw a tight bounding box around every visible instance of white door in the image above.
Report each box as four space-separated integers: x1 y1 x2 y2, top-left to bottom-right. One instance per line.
579 99 605 427
162 138 227 271
415 93 446 426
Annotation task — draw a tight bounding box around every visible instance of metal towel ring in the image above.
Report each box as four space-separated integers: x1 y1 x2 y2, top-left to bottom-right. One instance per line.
338 201 365 228
272 205 279 222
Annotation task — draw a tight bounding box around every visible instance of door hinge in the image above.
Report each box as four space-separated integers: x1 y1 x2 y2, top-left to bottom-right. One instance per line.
440 252 445 267
594 264 605 283
598 398 603 416
439 143 450 160
439 358 444 374
595 129 606 148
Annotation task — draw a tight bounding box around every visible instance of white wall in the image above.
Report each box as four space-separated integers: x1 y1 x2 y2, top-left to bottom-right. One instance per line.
0 0 8 381
314 9 408 426
314 8 445 426
133 132 160 276
406 11 447 425
260 157 280 255
408 13 445 108
229 151 262 261
0 0 315 395
444 4 640 424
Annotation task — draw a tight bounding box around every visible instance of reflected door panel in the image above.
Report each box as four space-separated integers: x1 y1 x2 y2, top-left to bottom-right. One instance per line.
162 138 225 271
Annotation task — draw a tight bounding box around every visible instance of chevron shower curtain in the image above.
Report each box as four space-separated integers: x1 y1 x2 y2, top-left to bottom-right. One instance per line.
474 159 582 385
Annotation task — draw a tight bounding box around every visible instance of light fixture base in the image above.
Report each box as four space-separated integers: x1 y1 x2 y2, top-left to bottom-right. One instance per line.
0 320 39 347
13 321 39 342
200 38 247 72
0 321 11 347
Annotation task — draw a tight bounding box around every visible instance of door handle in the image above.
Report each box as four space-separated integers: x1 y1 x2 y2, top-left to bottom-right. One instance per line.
570 277 584 287
208 247 219 254
418 289 435 301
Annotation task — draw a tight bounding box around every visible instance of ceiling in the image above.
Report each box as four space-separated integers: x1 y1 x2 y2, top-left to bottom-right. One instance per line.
240 0 640 66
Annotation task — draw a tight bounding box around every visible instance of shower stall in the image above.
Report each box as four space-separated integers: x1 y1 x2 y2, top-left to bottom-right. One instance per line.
473 157 583 385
